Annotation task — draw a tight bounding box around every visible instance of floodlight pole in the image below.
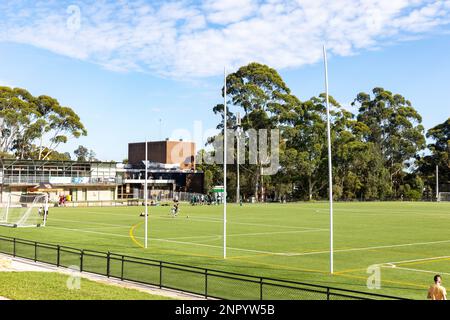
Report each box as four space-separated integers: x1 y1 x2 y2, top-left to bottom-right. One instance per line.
224 67 228 259
323 45 334 274
436 165 439 202
145 139 148 248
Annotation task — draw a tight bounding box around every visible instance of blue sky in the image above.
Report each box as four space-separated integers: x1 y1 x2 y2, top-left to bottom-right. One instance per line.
0 1 449 161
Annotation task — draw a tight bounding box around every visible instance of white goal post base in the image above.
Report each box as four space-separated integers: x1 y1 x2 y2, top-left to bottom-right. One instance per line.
0 223 43 228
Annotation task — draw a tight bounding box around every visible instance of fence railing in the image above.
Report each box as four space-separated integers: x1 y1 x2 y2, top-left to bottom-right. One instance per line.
62 199 142 207
2 176 121 185
0 235 405 300
62 196 209 208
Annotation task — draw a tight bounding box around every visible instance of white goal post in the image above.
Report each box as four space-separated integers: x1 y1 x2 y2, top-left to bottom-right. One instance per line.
0 193 48 228
438 192 450 202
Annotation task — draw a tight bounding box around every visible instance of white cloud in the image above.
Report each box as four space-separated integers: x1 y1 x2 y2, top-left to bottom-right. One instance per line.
202 0 257 24
0 0 449 79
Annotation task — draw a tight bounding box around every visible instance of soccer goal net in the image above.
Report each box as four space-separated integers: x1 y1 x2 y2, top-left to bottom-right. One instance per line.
0 194 48 228
438 192 450 202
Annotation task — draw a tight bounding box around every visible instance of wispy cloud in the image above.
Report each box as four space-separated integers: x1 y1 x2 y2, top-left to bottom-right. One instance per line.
0 80 14 87
0 0 449 79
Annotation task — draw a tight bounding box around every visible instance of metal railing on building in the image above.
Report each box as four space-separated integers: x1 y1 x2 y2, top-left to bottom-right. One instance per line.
2 176 121 185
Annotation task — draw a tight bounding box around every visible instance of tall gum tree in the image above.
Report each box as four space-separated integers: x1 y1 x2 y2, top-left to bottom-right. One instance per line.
0 86 87 160
353 87 425 198
220 62 301 202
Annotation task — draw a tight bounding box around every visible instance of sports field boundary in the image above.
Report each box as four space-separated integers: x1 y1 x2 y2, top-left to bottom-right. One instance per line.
0 253 203 300
0 235 407 300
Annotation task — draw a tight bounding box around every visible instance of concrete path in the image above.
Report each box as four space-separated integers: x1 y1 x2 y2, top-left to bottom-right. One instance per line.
0 253 206 300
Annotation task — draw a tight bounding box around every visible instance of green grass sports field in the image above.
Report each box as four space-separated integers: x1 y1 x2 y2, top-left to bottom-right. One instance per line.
0 272 173 300
0 201 449 299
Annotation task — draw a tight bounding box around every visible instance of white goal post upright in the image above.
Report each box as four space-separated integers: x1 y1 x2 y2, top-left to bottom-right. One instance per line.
323 45 334 274
42 193 49 227
236 112 241 204
436 165 439 202
145 139 148 248
4 193 11 224
223 67 228 260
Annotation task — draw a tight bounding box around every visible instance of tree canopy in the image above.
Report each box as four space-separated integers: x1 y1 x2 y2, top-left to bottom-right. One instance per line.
0 86 87 160
200 62 445 202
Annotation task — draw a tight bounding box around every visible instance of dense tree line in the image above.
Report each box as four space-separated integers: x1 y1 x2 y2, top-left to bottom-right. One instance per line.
0 86 87 161
198 63 449 202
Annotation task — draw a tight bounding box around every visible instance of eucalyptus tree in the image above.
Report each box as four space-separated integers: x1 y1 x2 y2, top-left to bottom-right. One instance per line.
418 118 450 196
209 63 300 201
0 86 87 160
353 88 426 197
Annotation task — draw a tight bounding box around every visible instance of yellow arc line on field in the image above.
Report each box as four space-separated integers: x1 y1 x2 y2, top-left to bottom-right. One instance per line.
128 222 224 260
129 222 145 249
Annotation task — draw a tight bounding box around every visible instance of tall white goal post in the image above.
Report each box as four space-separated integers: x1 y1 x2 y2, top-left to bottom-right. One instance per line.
0 194 48 228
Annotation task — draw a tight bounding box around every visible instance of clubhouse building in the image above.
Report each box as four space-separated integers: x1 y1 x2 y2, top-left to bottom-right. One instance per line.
0 140 204 204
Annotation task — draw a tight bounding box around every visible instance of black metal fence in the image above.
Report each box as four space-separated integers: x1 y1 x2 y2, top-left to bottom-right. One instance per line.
0 235 404 300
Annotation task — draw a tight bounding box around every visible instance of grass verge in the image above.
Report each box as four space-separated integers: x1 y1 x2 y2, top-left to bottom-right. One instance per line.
0 271 174 300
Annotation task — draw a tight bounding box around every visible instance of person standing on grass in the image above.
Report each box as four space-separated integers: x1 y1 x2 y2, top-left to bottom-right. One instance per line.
44 193 49 219
427 275 447 300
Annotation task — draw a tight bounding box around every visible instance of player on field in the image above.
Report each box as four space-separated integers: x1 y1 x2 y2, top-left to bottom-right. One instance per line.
171 198 179 217
427 275 447 300
44 194 49 218
139 211 148 217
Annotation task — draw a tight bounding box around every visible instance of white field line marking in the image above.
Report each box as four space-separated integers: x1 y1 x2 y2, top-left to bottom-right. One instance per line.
286 239 450 257
46 225 299 256
313 208 450 216
83 226 130 230
49 217 130 228
153 215 324 231
48 218 163 232
227 229 328 237
381 265 450 276
383 255 450 266
46 225 450 258
68 210 324 231
163 228 328 241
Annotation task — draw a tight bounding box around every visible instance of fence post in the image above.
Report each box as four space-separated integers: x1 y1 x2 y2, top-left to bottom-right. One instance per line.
159 261 163 289
80 250 84 272
34 241 37 262
260 278 263 300
13 238 16 257
327 288 330 301
120 255 124 281
106 251 110 278
57 245 60 267
205 269 208 299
